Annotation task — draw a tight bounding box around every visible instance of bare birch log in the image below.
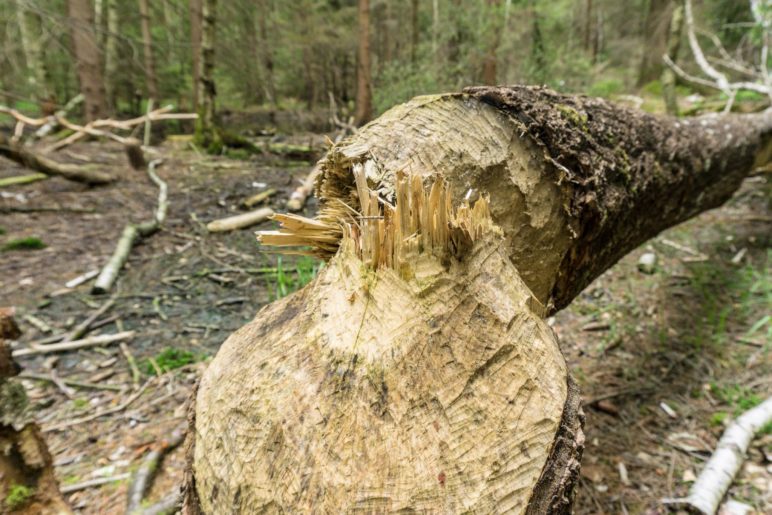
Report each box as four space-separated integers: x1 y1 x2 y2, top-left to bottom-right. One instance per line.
286 165 320 212
184 86 772 514
205 207 274 232
92 160 167 293
664 396 772 514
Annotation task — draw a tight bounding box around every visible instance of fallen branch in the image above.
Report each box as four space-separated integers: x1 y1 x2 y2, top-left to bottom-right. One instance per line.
242 188 276 208
18 372 124 391
64 296 116 342
286 166 320 212
44 379 151 432
206 207 274 232
92 159 167 294
663 396 772 514
0 135 115 184
34 94 84 139
126 426 186 514
0 172 48 187
11 331 135 357
121 342 142 389
60 473 131 494
140 490 181 515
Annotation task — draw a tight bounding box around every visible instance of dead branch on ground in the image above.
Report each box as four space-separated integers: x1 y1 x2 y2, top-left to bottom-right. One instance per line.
92 159 167 294
126 426 186 514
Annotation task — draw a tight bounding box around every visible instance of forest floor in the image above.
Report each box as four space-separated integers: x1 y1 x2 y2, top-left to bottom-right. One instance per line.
0 134 770 514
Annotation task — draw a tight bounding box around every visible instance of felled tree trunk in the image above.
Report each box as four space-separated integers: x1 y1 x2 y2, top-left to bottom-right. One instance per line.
183 86 772 514
0 309 71 514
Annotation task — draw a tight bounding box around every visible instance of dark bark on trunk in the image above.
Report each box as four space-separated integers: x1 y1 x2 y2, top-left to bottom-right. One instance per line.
190 0 202 110
68 0 108 121
465 86 771 310
0 136 115 184
139 0 160 102
354 0 373 126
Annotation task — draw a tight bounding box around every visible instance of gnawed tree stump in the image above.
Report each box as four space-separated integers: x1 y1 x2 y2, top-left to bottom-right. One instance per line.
184 86 771 513
0 308 71 514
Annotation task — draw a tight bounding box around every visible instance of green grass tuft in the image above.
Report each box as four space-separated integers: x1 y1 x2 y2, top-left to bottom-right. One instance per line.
5 484 33 510
144 347 198 375
2 237 47 252
271 256 324 300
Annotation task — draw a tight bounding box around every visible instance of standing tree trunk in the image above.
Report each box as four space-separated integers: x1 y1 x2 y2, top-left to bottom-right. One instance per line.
182 86 772 513
138 0 159 102
190 0 202 110
354 0 372 126
103 0 119 111
257 0 276 108
68 0 108 121
410 0 419 65
16 0 50 103
661 0 685 115
481 0 501 85
638 0 674 86
194 0 220 151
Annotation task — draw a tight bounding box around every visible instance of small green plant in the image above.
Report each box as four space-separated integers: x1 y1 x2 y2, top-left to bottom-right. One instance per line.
144 347 198 375
5 484 33 510
271 256 323 299
0 227 5 235
2 237 46 252
72 398 89 410
710 383 764 415
709 411 728 427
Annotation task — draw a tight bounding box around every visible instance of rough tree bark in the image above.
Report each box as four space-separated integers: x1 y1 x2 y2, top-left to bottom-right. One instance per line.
481 0 502 85
15 0 50 103
193 0 220 150
138 0 160 102
103 0 119 110
1 309 71 514
354 0 373 126
183 86 772 513
190 0 202 109
67 0 108 121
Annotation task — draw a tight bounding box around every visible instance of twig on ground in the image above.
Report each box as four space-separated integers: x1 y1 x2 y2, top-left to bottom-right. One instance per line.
662 396 772 514
0 172 47 187
126 426 186 514
12 331 136 358
18 372 123 391
44 379 152 432
120 342 142 389
93 159 167 294
60 473 131 494
286 166 320 212
139 490 181 515
23 313 52 333
64 296 117 342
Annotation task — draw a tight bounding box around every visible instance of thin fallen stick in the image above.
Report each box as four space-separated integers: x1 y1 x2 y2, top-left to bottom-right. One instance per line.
64 297 116 342
60 473 131 494
93 160 166 294
12 331 135 358
139 490 181 515
18 372 124 391
34 93 84 139
126 426 186 514
120 342 141 389
44 379 151 432
662 395 772 514
65 269 100 289
0 172 48 187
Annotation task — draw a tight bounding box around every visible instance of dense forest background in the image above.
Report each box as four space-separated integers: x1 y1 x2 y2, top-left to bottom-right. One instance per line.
0 0 767 124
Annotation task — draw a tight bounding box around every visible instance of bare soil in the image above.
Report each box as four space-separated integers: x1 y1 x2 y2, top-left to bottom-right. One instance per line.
1 138 769 514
